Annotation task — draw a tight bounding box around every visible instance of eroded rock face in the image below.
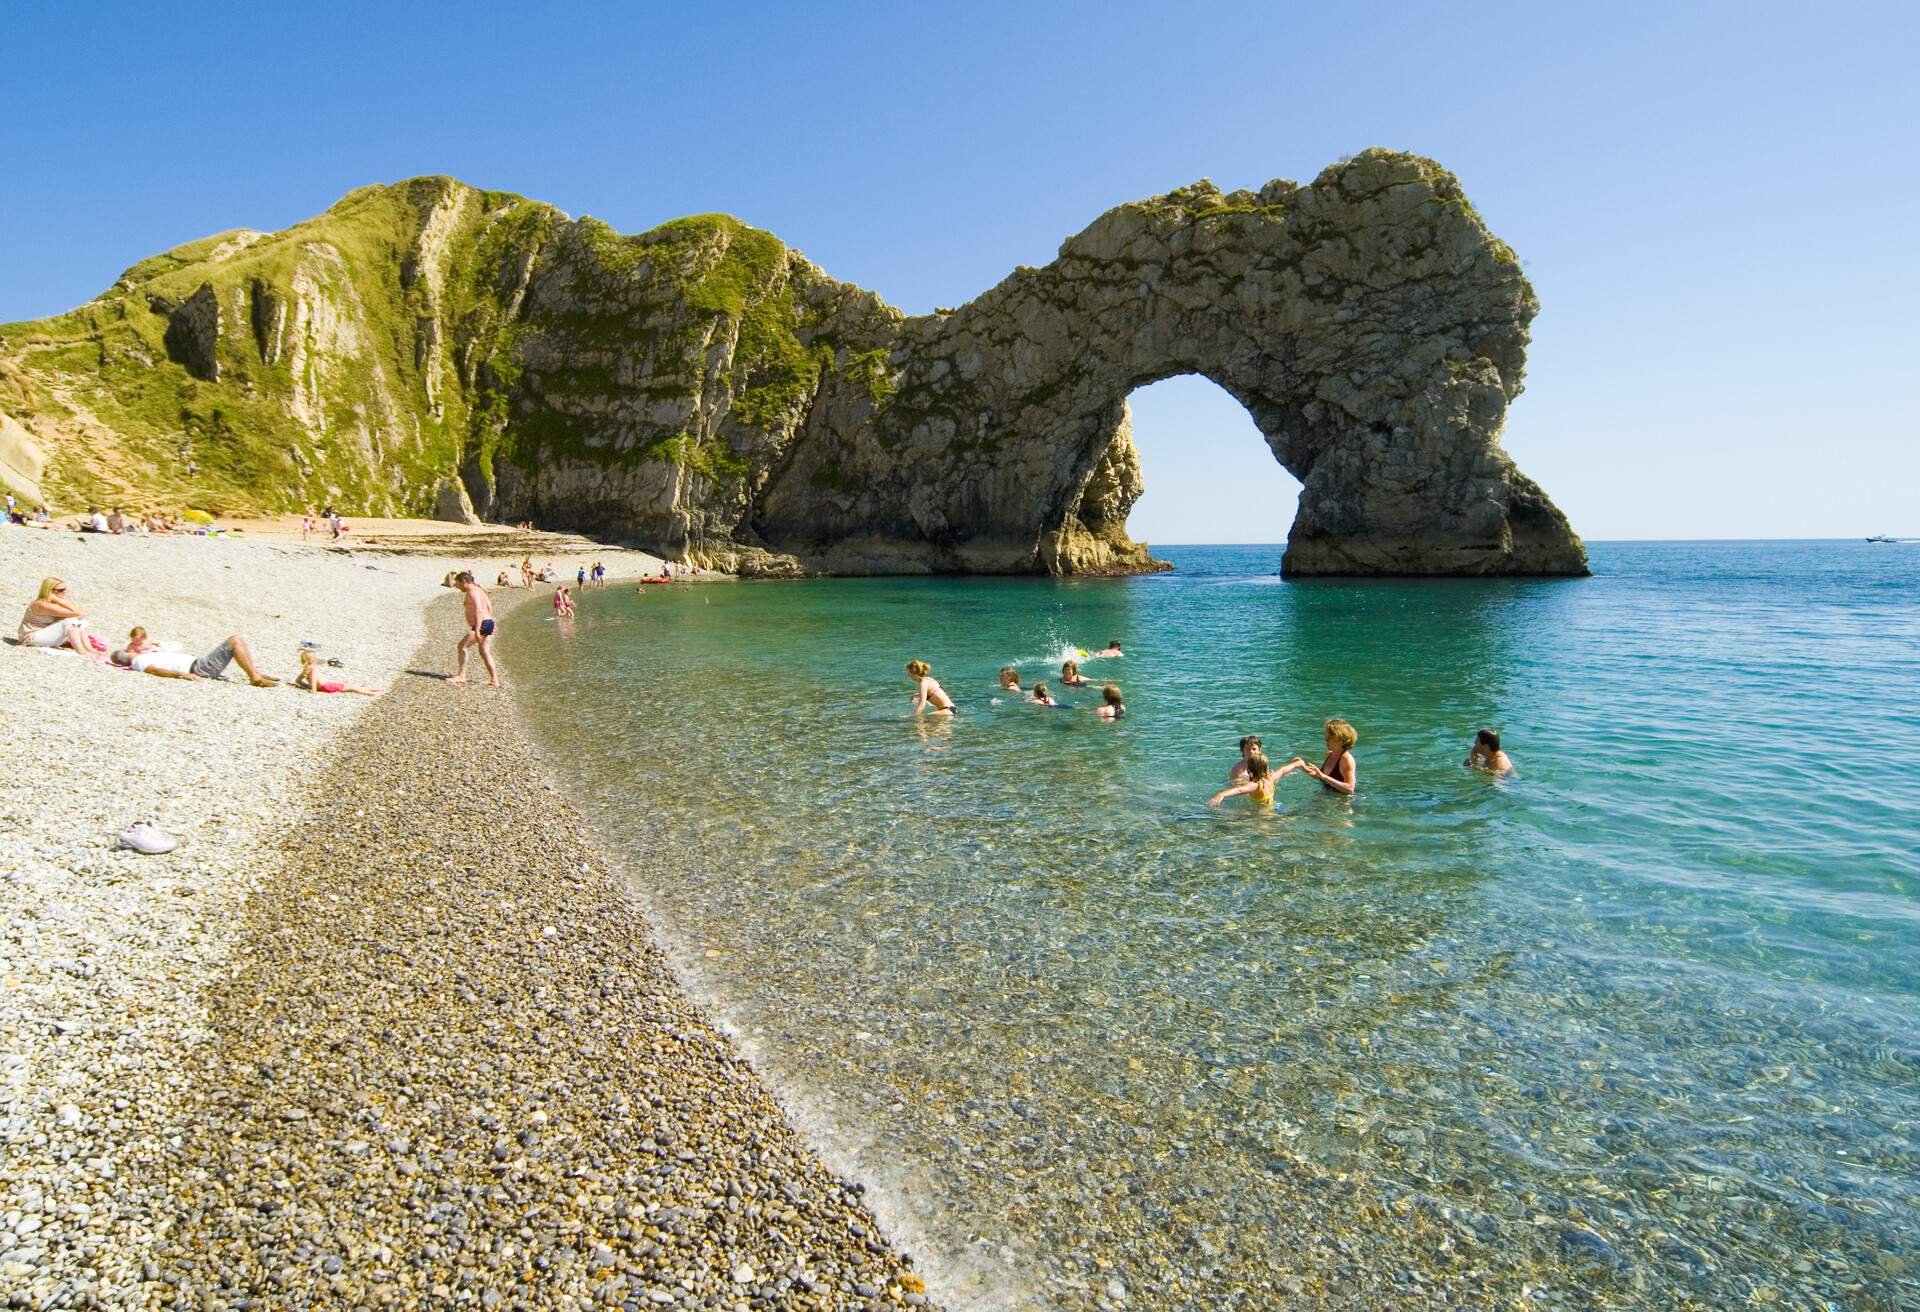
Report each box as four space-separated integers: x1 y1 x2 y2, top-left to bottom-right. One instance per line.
1 155 1584 575
160 282 221 381
756 151 1586 576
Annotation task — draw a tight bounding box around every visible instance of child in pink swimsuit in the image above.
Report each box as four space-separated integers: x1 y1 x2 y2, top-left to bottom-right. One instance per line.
295 650 382 697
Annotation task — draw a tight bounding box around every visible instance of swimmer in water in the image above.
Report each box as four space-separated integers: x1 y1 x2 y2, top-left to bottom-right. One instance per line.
1060 659 1090 687
1097 683 1125 719
1028 681 1058 707
1465 728 1514 774
1229 734 1263 782
1089 640 1123 658
1283 718 1358 796
1210 748 1277 807
907 659 955 715
999 666 1023 692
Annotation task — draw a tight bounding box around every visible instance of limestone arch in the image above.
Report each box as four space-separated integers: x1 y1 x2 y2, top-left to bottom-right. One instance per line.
756 150 1588 577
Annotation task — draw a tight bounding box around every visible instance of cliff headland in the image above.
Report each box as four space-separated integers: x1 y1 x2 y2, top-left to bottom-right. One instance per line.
0 151 1586 577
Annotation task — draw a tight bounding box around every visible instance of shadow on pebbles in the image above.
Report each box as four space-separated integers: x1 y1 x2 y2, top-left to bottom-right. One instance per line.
130 602 934 1311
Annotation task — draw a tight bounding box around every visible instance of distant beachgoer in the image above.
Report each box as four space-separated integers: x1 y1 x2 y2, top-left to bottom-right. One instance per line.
3 493 15 521
906 659 955 715
83 508 108 533
577 564 587 588
18 578 94 655
329 511 345 542
554 586 574 617
449 571 500 688
1097 684 1125 719
521 556 534 589
1060 659 1090 687
1230 735 1263 782
496 569 514 588
107 508 127 534
1466 728 1514 774
302 510 315 539
1284 718 1358 795
998 666 1022 692
295 649 381 696
110 631 280 686
1028 682 1057 707
1211 749 1278 808
1090 641 1123 658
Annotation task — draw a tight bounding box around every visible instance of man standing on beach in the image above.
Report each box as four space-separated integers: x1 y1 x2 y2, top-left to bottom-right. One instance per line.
449 571 500 688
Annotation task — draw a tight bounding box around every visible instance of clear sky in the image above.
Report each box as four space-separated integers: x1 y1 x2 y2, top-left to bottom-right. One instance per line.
3 2 1913 541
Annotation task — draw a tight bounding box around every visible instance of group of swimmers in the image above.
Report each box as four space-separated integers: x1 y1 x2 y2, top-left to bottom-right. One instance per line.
908 642 1128 721
906 639 1515 808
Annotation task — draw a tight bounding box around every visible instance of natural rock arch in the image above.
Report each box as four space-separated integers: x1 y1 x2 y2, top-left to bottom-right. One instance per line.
755 150 1587 575
1 153 1585 576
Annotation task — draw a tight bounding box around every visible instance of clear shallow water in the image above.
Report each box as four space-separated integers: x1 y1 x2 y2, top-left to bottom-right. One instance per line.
506 542 1919 1310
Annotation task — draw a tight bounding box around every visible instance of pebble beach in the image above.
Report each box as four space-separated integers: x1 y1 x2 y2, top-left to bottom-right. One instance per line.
0 526 930 1311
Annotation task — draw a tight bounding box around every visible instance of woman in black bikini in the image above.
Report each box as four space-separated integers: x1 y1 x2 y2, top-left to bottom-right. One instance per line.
1283 718 1358 795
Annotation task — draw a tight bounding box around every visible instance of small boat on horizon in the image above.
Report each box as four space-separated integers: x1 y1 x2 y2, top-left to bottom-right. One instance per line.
1866 534 1898 543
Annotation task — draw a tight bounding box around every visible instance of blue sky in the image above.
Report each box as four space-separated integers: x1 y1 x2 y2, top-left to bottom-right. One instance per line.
3 2 1913 540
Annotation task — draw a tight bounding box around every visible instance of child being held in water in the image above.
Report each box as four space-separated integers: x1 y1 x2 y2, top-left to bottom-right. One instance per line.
1283 718 1358 795
1210 748 1277 807
1465 728 1514 774
907 659 955 715
295 649 382 697
1097 683 1125 719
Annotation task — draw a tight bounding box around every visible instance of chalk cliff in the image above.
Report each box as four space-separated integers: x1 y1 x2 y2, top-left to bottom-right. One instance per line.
0 151 1586 576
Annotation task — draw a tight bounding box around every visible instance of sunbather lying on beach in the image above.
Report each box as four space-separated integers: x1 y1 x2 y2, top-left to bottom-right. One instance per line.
110 631 280 686
907 659 955 715
18 578 94 655
295 649 381 696
1465 728 1513 774
1281 718 1358 795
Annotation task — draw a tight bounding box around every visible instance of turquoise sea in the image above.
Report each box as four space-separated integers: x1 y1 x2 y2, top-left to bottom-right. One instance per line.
506 541 1918 1310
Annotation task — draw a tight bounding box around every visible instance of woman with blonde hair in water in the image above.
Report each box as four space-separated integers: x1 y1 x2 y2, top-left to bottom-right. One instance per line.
998 666 1022 692
1210 748 1278 807
906 659 955 715
1283 718 1359 795
1096 683 1125 719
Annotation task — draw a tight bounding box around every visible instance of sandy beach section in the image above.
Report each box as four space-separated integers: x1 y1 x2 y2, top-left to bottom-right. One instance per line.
1 527 924 1310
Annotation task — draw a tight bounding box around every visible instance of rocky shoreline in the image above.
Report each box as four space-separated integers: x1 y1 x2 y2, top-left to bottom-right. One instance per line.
152 604 929 1310
1 532 931 1311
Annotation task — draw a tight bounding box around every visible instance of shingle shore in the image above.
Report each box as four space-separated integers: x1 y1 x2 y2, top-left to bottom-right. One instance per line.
61 598 931 1311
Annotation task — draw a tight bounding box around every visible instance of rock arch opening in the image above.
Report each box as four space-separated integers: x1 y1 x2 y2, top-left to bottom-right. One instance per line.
1119 374 1303 554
